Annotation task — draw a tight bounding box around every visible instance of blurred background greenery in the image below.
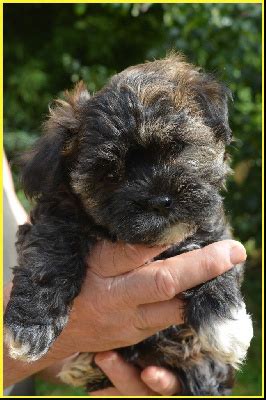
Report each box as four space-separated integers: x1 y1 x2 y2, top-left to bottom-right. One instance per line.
4 3 262 396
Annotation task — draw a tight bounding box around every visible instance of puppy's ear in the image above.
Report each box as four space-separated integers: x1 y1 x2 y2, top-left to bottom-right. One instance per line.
20 81 90 198
194 74 233 144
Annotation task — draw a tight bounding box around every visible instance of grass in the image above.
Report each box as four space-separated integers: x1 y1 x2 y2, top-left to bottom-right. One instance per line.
35 380 87 396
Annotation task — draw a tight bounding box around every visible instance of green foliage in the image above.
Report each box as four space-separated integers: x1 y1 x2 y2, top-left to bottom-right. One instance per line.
4 3 262 396
35 378 87 396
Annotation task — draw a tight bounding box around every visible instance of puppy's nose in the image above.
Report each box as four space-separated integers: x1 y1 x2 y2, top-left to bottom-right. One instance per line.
148 196 173 215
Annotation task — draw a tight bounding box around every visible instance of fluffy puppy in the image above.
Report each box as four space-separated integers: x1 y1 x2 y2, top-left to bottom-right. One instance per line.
4 54 253 395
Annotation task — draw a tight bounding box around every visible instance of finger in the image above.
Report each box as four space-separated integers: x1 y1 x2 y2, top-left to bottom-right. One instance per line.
89 387 121 396
88 240 168 277
94 351 157 395
113 240 246 306
141 366 181 395
136 298 184 330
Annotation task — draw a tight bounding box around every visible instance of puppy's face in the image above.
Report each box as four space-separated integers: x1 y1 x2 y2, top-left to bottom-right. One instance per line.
69 56 232 245
24 55 232 245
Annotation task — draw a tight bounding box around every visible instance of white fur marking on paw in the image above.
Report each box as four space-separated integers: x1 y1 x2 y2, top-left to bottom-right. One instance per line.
5 328 31 361
4 324 54 362
198 302 253 369
4 315 69 362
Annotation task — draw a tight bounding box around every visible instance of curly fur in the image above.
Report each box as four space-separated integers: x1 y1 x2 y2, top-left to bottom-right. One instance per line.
4 54 253 395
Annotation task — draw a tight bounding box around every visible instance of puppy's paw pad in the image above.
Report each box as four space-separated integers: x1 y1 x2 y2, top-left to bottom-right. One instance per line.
198 303 253 369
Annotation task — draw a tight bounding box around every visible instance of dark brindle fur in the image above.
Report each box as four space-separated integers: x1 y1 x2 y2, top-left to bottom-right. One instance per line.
4 55 253 395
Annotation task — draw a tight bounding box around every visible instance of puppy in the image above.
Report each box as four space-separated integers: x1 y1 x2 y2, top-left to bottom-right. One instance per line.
4 54 253 395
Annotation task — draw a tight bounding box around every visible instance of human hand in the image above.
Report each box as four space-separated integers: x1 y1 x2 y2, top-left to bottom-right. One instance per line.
53 239 246 358
89 351 181 396
3 239 246 389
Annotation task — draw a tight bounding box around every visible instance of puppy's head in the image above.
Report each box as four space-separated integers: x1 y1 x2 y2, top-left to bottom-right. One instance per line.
23 54 232 245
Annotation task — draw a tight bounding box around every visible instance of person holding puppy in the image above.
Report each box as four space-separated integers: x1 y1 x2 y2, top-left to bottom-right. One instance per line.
3 152 246 395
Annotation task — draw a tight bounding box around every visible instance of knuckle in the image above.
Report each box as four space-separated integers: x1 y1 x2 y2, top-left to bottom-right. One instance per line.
154 268 176 300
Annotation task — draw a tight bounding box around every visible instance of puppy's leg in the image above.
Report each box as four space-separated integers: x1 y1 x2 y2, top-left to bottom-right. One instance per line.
183 266 253 369
179 357 235 395
4 221 88 362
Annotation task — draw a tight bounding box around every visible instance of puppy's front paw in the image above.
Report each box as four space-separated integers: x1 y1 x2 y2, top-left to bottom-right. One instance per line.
4 316 68 362
198 303 253 369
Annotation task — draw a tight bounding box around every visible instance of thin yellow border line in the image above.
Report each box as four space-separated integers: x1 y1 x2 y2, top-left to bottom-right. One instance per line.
0 1 264 398
261 0 265 399
0 396 264 399
0 1 3 397
1 0 264 4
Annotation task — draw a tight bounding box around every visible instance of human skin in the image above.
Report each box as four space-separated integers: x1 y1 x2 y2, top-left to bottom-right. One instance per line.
38 351 181 395
3 239 246 390
91 351 182 395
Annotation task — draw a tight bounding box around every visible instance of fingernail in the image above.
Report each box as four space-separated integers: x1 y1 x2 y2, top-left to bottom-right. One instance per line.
230 244 247 264
143 371 160 384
